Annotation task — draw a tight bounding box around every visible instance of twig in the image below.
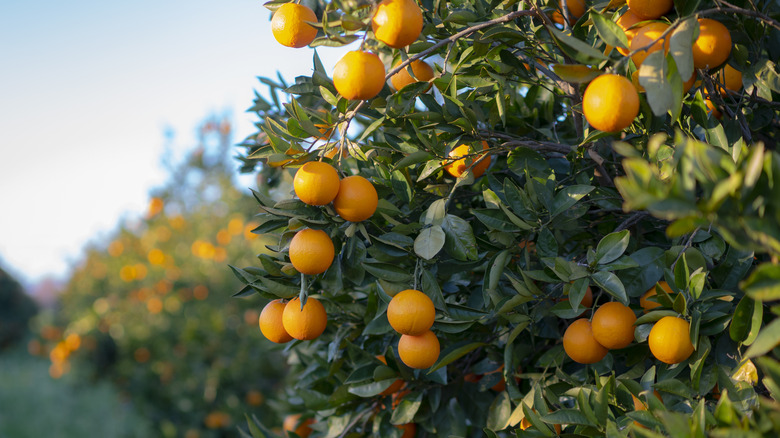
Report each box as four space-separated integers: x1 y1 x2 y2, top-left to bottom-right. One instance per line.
671 227 701 270
615 211 650 232
704 2 780 31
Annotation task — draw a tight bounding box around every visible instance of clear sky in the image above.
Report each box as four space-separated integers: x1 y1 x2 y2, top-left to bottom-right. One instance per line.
0 0 350 285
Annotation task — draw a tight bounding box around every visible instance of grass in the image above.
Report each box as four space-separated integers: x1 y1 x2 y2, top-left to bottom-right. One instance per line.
0 343 153 438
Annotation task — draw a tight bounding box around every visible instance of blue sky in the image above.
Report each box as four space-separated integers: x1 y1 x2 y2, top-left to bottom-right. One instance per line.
0 0 351 284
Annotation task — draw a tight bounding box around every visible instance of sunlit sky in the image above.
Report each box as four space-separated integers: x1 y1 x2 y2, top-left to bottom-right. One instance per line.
0 0 351 286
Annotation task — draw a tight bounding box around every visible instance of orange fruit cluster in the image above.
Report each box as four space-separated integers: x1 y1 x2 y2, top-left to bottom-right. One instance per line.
258 296 328 343
387 289 440 369
444 141 492 178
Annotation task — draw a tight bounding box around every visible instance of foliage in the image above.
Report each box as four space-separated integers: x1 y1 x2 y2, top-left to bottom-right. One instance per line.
0 266 37 350
232 0 780 437
34 117 287 437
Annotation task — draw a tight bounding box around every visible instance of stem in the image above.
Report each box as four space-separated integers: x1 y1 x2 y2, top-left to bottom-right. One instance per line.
299 273 307 307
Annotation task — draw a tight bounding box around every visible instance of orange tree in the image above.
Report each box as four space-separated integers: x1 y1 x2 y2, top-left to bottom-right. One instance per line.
231 0 780 436
36 118 286 437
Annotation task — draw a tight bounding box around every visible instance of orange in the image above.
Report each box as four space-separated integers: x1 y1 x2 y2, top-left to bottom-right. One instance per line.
293 161 340 206
551 0 586 25
396 423 417 438
283 414 315 438
705 98 723 120
640 281 673 313
648 316 695 364
718 64 743 94
632 390 662 428
562 286 593 313
398 330 440 369
246 390 264 406
376 356 405 396
562 319 608 364
626 0 673 20
387 289 436 335
371 0 423 49
583 74 640 132
271 3 318 48
591 302 637 349
683 72 697 93
630 22 670 67
631 70 645 93
390 59 434 91
259 299 293 343
282 297 328 341
616 10 642 56
333 175 378 222
444 142 491 178
333 51 386 101
289 228 335 275
520 412 562 433
692 19 732 69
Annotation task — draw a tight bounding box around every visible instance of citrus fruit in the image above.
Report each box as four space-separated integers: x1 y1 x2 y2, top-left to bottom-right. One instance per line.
705 98 723 119
718 64 743 94
444 142 491 178
551 0 586 25
562 285 593 317
632 390 663 428
616 9 642 56
282 297 328 341
631 70 645 93
333 175 378 222
333 51 386 100
640 281 673 313
289 228 335 275
626 0 673 20
259 299 293 343
396 423 416 438
562 319 608 364
390 59 434 91
371 0 423 49
520 412 562 433
683 72 697 93
630 22 670 67
398 330 440 369
376 355 405 396
648 316 695 364
582 74 640 132
283 414 315 438
692 18 732 69
293 161 340 206
387 289 435 335
591 302 637 349
271 3 318 48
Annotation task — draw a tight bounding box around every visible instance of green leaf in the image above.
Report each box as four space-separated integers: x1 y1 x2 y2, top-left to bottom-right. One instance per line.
729 296 756 343
595 230 631 265
669 17 697 81
741 263 780 301
591 10 628 49
245 414 271 438
542 409 593 426
442 214 479 261
592 271 629 304
639 52 674 116
428 342 486 373
550 64 602 83
362 262 412 283
414 226 446 260
551 185 594 217
486 391 511 431
390 391 422 425
548 26 608 63
348 380 397 397
744 318 780 359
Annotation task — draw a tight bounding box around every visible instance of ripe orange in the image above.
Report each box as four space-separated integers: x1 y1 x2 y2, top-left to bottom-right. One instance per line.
246 390 264 406
293 161 340 206
616 9 642 56
640 281 673 313
630 22 670 67
692 19 732 69
282 297 328 341
332 175 378 222
632 390 662 428
551 0 586 25
390 59 434 91
718 64 743 94
387 289 436 335
333 51 386 101
271 3 318 48
591 302 637 349
259 299 293 343
705 98 723 120
371 0 423 49
648 316 694 364
444 142 491 178
683 72 697 93
396 423 417 438
563 286 594 309
398 330 440 369
583 74 640 132
283 414 315 438
289 228 335 275
562 319 608 364
626 0 673 20
376 355 405 396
